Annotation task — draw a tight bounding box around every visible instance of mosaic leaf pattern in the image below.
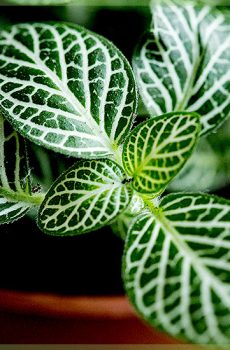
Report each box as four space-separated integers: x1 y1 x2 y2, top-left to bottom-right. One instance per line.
122 112 200 195
38 159 133 236
133 0 230 135
0 22 137 158
124 193 230 344
0 114 30 223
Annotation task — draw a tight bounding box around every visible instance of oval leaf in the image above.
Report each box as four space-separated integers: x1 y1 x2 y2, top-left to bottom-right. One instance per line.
0 114 31 223
124 193 230 344
122 112 200 195
133 0 230 135
0 22 137 158
38 159 133 236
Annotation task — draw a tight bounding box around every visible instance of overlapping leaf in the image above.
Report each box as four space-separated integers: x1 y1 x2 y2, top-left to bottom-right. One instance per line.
133 0 230 135
124 193 230 344
122 112 200 195
0 22 137 158
0 114 31 223
170 117 230 192
38 159 133 236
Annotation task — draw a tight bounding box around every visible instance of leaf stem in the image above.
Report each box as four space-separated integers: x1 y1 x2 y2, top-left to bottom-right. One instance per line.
0 187 45 207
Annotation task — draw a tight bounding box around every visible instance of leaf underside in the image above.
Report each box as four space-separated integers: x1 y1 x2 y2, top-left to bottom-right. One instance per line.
122 112 200 195
133 0 230 135
0 114 30 224
38 158 133 236
0 22 137 158
124 193 230 344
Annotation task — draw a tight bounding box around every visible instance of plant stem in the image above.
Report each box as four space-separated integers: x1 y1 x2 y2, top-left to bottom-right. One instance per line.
143 196 161 214
0 186 45 207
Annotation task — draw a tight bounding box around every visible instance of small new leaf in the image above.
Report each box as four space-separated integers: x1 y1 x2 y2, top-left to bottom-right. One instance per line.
0 114 30 223
124 193 230 344
133 0 230 135
0 22 137 158
38 159 133 236
122 112 200 195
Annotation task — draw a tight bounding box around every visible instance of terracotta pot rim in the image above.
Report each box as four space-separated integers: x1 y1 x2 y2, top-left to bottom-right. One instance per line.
0 289 136 320
0 289 179 344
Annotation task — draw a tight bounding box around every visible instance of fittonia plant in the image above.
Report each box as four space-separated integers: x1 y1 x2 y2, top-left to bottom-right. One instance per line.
0 0 230 345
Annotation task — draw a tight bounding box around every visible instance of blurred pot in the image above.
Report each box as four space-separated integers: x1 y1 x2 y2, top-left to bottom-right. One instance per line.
0 289 178 344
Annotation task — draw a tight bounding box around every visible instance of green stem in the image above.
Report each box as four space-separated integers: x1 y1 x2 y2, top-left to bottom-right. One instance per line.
0 187 45 207
143 196 161 214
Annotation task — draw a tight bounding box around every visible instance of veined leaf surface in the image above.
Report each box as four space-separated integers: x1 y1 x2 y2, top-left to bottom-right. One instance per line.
122 112 200 195
0 114 30 223
133 0 230 135
170 117 230 192
38 159 133 236
0 22 137 158
124 193 230 344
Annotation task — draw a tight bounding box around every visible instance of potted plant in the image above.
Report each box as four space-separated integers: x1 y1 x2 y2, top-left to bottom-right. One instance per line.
0 0 230 345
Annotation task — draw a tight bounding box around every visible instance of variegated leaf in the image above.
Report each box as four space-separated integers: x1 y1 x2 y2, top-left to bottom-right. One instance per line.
0 22 137 158
0 114 31 223
122 112 200 195
124 193 230 344
133 0 230 135
38 159 133 236
170 117 230 192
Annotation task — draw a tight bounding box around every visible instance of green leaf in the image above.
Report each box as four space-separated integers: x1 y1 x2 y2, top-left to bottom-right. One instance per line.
169 117 230 192
38 158 133 236
0 114 31 223
122 112 200 196
133 0 230 135
124 193 230 344
0 22 137 158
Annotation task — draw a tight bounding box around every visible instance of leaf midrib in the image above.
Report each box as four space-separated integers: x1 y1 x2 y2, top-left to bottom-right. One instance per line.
47 182 123 213
174 25 202 111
